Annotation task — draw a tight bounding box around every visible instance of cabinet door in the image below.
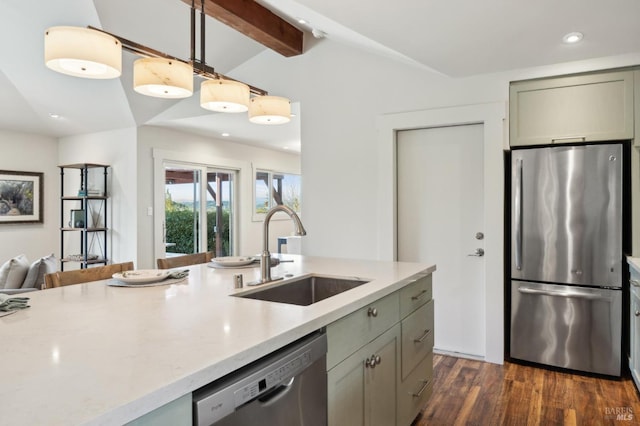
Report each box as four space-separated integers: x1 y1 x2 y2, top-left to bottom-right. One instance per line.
510 71 634 146
631 286 640 387
328 324 400 426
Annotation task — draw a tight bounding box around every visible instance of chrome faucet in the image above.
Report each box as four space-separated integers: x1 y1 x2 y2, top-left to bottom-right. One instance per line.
255 205 306 285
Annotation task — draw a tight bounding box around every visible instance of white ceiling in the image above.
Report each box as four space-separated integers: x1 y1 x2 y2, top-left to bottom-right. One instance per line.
1 0 640 152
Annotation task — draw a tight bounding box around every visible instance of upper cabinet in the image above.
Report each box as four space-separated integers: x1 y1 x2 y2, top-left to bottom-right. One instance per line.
510 70 635 147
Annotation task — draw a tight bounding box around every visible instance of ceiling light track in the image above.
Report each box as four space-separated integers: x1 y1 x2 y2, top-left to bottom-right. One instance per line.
45 1 290 124
87 25 267 97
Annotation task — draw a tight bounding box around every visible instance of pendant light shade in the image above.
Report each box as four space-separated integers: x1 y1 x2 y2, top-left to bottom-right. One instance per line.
248 96 291 125
44 26 122 79
133 58 193 99
201 79 250 113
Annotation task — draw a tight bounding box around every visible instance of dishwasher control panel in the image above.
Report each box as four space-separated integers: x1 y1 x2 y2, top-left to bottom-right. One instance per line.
234 350 312 406
193 332 327 426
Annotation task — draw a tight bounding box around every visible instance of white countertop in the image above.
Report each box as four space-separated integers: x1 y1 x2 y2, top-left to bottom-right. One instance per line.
1 255 435 425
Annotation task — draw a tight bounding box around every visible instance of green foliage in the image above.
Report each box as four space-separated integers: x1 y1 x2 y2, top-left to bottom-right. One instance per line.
165 209 196 254
165 208 231 256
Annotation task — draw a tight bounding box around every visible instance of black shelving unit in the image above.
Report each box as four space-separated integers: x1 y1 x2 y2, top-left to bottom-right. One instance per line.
58 163 109 270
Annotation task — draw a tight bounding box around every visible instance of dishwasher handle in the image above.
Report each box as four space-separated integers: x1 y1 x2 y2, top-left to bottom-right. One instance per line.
257 377 296 407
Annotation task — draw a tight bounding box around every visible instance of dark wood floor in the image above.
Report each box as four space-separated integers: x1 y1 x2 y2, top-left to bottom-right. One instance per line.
414 355 640 425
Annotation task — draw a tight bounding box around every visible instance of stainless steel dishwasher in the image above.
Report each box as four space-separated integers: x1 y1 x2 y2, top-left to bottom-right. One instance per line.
193 331 327 426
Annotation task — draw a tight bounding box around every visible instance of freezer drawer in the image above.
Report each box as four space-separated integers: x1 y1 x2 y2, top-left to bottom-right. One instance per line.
510 280 621 376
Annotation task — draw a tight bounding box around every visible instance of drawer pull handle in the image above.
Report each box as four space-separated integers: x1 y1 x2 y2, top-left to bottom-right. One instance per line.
365 354 381 368
411 289 428 301
412 380 431 398
551 136 586 143
413 329 431 343
635 311 640 317
367 307 378 317
631 279 640 288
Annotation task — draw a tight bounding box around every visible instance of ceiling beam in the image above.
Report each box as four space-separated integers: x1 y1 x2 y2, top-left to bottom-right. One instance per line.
182 0 303 57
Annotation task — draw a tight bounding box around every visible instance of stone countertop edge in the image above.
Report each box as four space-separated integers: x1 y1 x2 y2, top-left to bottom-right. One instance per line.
0 255 435 426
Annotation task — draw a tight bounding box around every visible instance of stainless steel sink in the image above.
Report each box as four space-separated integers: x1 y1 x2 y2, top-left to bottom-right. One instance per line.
234 275 370 306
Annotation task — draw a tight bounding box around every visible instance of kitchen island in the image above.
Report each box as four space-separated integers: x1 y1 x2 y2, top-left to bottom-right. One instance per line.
0 255 435 425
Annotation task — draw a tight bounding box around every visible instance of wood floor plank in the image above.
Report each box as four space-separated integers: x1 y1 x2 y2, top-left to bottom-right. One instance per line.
452 385 480 426
413 355 640 426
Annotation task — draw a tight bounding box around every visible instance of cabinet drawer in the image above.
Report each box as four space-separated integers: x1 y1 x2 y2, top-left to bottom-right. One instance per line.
327 292 399 370
399 274 432 318
401 299 434 380
397 352 433 426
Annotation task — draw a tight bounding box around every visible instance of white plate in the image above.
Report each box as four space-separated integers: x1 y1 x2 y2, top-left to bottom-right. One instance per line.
210 256 255 267
112 270 171 284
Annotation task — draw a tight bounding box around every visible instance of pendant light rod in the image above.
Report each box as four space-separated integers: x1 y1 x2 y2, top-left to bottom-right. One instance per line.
200 0 206 72
190 0 196 64
86 24 268 96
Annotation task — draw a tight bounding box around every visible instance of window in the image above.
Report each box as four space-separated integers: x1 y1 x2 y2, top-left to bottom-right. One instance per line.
254 169 301 218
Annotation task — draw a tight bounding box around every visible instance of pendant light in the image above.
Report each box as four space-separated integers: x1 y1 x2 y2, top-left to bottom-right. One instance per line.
44 26 122 79
43 4 292 124
248 96 291 125
201 79 250 112
133 58 193 99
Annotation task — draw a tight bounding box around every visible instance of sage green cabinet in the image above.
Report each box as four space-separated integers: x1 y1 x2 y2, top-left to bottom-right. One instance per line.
125 393 191 426
628 261 640 392
327 324 400 426
510 70 634 146
326 272 434 426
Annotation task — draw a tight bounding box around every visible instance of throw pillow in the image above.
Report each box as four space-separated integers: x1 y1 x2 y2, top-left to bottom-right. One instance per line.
23 254 57 289
0 254 30 289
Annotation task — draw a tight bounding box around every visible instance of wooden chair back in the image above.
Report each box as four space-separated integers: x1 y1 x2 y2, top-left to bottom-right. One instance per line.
44 262 134 289
157 252 213 269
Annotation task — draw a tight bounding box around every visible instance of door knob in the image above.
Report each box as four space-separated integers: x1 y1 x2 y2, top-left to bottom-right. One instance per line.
468 248 485 257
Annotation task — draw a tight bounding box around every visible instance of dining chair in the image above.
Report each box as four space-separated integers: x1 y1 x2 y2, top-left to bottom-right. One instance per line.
157 252 214 269
43 262 134 289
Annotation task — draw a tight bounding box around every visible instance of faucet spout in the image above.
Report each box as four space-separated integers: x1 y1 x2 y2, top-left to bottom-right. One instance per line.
257 205 306 285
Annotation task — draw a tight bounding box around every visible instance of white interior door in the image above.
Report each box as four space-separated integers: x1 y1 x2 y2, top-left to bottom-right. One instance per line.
397 124 486 358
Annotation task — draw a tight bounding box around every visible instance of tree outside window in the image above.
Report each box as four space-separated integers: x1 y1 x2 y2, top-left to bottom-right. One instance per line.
255 170 301 217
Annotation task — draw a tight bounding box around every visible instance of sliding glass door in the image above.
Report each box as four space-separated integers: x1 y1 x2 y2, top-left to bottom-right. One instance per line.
206 169 234 257
164 164 235 258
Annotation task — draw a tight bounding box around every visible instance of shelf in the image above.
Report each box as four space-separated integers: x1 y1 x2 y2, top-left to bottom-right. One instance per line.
60 227 108 232
59 164 110 271
61 258 108 264
58 163 109 170
62 196 108 200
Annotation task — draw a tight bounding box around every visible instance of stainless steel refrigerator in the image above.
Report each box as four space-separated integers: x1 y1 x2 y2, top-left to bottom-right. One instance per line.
510 143 623 376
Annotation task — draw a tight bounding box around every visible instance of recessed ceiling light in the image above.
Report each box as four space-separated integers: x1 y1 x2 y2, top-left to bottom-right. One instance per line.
562 32 583 44
221 132 230 137
48 113 62 119
297 18 308 25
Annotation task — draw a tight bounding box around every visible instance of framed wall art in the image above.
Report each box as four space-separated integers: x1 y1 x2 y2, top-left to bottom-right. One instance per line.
0 170 43 224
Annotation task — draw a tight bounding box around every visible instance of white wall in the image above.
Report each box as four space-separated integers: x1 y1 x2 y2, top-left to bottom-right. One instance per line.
231 40 640 260
136 125 300 269
229 38 640 363
58 128 138 268
0 130 58 263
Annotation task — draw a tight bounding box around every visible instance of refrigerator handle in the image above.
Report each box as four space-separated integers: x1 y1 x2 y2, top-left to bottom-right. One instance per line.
514 158 523 270
518 287 612 301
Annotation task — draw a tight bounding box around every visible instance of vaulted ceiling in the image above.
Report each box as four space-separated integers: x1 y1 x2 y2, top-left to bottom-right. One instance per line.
1 0 639 152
